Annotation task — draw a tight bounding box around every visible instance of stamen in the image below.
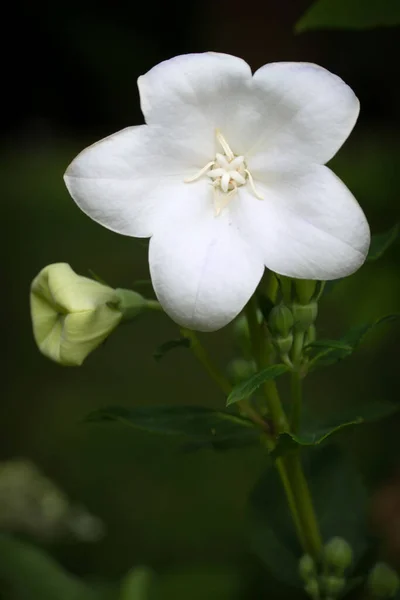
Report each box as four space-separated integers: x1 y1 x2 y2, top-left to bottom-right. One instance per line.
184 161 215 183
245 169 264 200
216 129 234 161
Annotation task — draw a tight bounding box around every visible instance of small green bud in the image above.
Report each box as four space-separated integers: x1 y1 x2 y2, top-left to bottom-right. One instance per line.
323 537 353 572
268 304 294 337
226 358 257 384
304 577 320 600
232 311 263 356
273 333 294 355
30 263 123 366
321 575 346 597
367 562 400 598
294 280 317 305
299 554 316 581
291 302 318 333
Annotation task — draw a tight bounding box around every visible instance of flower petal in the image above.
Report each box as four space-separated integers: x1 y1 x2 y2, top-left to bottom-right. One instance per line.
138 52 254 157
148 183 264 331
246 62 359 171
234 165 370 280
64 125 205 238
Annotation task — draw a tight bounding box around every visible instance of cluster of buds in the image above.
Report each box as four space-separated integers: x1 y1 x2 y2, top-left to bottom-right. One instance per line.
30 263 156 367
299 537 353 599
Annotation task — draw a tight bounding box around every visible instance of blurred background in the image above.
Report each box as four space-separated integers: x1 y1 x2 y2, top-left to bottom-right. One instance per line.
2 0 399 598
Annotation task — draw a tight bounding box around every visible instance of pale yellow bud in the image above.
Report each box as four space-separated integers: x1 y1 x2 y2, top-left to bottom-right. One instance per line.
30 263 122 366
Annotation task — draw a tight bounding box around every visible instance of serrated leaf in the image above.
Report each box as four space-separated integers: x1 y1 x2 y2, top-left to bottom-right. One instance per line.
153 337 191 361
272 401 400 459
309 314 399 368
226 364 289 407
86 405 260 447
250 446 369 586
367 224 399 261
296 0 400 31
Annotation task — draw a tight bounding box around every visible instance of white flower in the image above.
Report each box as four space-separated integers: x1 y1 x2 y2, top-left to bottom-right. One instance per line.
64 52 370 332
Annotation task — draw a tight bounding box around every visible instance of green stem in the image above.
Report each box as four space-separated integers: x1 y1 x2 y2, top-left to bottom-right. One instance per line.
290 371 303 434
246 294 322 559
245 298 288 433
146 300 164 311
283 453 323 558
181 328 268 430
291 330 305 365
181 328 231 396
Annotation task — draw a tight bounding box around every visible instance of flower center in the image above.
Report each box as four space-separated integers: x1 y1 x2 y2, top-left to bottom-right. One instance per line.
184 129 263 216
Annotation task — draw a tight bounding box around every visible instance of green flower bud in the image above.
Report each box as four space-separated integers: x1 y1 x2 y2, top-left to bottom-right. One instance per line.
299 554 317 581
291 302 318 333
321 575 346 597
30 263 123 366
232 311 263 356
273 334 294 355
323 537 353 572
294 280 317 305
268 304 294 338
304 577 320 600
226 359 257 384
367 562 400 598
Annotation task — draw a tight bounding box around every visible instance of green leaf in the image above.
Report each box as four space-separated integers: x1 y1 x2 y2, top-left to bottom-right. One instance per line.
367 224 399 261
296 0 400 31
272 400 400 459
308 314 399 368
226 364 289 407
86 405 260 447
249 446 369 586
153 337 191 361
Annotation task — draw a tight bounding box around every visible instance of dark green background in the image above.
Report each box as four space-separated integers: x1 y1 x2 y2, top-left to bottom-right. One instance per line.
2 0 399 597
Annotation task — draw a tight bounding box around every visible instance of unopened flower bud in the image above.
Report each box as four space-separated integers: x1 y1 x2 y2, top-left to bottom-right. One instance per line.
291 302 318 333
367 563 400 598
299 554 316 581
273 334 294 355
226 358 257 384
30 263 124 366
268 304 294 337
294 280 317 305
304 577 320 600
323 537 353 572
232 311 263 356
321 575 346 597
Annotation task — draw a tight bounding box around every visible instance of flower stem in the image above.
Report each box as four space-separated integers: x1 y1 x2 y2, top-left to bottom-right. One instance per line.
290 370 303 434
180 328 231 396
245 297 288 433
181 328 268 429
146 300 164 311
282 452 323 558
246 293 322 559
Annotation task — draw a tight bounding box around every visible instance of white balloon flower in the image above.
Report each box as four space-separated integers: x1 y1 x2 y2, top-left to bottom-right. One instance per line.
64 52 370 332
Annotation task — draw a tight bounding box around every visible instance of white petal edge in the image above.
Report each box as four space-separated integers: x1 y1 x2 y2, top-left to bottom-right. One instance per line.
149 184 264 331
64 125 206 238
245 62 360 171
232 165 370 280
138 52 254 156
